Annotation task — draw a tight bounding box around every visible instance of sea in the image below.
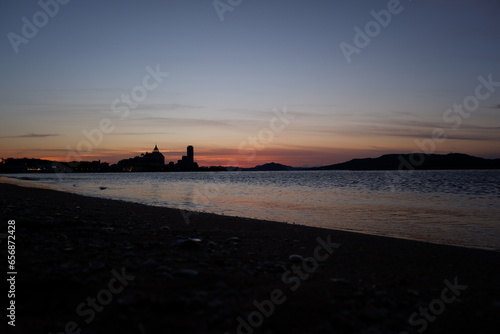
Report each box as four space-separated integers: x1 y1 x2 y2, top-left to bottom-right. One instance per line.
1 170 499 250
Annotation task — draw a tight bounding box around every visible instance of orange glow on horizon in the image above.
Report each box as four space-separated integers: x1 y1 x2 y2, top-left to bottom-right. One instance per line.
2 140 499 169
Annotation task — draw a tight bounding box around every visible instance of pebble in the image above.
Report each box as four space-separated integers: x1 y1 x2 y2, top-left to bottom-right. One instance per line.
141 259 158 268
362 306 388 321
407 289 420 296
88 261 105 269
214 281 228 289
208 299 224 308
88 239 106 248
54 263 80 276
44 216 56 223
156 265 172 272
176 238 202 250
289 254 304 263
174 269 199 277
123 251 136 257
226 237 240 244
329 278 351 285
117 293 144 305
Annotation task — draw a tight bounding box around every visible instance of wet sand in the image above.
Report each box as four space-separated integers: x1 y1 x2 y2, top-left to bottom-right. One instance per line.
1 182 499 333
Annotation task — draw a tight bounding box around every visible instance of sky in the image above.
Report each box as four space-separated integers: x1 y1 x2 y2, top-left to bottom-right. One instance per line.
1 0 499 167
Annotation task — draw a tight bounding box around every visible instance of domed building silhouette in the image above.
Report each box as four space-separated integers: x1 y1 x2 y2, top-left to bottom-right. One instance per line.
151 145 165 165
116 144 198 172
117 145 165 171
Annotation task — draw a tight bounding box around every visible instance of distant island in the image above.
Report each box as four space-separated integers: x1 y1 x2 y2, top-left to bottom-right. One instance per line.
232 153 500 171
310 153 500 171
1 151 499 173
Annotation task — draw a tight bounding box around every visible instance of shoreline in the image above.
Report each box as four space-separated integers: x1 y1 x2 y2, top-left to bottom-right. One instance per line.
2 182 500 333
2 175 498 252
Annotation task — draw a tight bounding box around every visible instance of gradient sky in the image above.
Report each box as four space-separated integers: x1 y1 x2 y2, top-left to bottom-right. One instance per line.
1 0 499 167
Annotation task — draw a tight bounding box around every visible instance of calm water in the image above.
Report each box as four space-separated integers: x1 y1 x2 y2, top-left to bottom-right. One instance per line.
2 170 499 250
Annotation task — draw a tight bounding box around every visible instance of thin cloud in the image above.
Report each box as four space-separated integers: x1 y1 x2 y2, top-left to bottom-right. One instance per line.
140 103 202 111
129 116 230 127
351 113 500 132
310 121 500 142
27 148 126 153
0 133 59 139
109 132 173 136
226 107 315 119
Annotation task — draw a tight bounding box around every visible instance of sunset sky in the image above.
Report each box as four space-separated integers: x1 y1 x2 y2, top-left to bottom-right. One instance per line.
1 0 499 167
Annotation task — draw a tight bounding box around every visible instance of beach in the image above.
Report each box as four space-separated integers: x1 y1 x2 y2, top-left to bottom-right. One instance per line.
2 182 499 334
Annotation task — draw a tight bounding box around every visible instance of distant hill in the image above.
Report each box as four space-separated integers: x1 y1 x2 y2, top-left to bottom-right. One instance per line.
313 153 500 171
242 162 297 171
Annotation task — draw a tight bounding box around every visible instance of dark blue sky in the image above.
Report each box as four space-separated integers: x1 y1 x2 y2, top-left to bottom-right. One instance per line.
1 0 499 166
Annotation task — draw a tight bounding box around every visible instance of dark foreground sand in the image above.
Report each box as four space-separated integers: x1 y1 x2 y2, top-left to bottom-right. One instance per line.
1 182 499 334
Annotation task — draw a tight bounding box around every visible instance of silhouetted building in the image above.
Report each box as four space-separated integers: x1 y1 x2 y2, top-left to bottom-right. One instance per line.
51 160 110 173
0 158 109 173
177 145 198 171
187 145 194 164
151 145 165 165
117 145 165 172
0 158 53 173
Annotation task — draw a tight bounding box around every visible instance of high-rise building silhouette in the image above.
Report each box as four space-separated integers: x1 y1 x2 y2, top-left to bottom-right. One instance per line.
178 145 196 170
187 145 194 165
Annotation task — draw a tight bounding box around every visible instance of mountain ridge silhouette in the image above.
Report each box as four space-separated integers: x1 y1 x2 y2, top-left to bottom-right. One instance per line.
310 153 500 171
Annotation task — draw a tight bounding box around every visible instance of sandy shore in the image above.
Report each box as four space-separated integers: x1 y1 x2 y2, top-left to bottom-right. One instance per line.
1 182 499 334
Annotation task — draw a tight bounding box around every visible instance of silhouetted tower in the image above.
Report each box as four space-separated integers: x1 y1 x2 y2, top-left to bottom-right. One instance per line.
187 145 194 165
177 145 196 170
